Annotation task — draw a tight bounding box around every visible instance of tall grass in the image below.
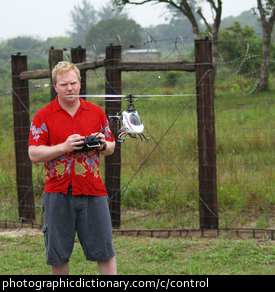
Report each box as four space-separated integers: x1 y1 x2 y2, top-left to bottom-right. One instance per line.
0 71 274 229
119 73 275 229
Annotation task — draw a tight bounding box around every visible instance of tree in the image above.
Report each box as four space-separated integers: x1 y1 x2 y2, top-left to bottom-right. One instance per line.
218 21 260 74
5 36 41 51
112 0 222 76
44 37 74 50
68 0 98 46
86 18 142 53
0 36 43 67
98 3 128 20
142 16 198 53
254 0 275 91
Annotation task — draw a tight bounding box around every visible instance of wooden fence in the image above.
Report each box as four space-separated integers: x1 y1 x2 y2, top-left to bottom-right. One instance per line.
11 40 218 229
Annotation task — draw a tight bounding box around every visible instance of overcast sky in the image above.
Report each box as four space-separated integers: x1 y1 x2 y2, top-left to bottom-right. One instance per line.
0 0 256 41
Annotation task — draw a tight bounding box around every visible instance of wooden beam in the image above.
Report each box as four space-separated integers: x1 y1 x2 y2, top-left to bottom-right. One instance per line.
11 53 35 222
77 59 105 71
20 69 51 80
117 60 195 72
20 59 105 80
49 49 63 101
195 40 218 230
105 45 122 228
71 47 87 98
20 59 192 80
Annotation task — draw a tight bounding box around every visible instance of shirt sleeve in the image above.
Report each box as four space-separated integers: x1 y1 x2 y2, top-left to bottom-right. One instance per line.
28 112 49 146
101 112 115 142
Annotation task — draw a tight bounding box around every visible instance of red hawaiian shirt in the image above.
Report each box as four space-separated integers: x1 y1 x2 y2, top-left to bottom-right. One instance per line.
28 96 114 196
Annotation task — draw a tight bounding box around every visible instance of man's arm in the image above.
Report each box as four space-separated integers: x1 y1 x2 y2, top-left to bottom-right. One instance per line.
98 141 116 156
95 132 116 156
28 134 85 163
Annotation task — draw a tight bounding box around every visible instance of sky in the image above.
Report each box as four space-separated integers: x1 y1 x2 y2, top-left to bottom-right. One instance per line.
0 0 256 41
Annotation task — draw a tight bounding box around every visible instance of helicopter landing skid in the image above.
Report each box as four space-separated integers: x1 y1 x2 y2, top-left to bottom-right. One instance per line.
118 130 149 143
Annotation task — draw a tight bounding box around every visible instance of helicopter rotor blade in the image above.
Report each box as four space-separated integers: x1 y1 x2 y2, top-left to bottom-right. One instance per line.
70 94 195 99
70 94 128 98
133 94 196 98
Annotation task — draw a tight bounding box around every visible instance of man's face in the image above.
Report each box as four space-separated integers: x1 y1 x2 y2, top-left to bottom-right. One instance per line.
54 69 81 103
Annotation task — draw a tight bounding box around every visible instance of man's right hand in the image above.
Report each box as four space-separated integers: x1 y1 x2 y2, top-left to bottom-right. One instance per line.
28 134 85 163
63 134 86 152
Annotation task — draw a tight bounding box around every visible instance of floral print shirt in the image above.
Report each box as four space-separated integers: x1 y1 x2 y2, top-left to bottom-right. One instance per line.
28 97 114 196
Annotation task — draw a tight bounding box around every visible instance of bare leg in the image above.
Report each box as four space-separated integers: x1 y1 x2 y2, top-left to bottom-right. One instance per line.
50 263 70 275
97 256 117 275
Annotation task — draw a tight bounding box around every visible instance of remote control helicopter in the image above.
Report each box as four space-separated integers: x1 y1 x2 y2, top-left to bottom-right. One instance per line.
109 93 148 143
74 93 150 145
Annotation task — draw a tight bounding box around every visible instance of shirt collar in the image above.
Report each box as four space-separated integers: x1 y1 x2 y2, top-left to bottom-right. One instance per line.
52 96 90 112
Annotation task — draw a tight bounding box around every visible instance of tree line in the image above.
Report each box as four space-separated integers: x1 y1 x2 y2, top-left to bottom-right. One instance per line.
113 0 275 91
0 0 274 91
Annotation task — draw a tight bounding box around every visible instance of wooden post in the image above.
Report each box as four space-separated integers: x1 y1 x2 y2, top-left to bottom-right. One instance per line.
195 40 219 229
49 48 63 101
71 46 87 98
11 53 35 221
105 45 122 228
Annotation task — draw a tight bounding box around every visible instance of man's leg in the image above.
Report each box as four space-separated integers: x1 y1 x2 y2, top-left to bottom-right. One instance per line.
97 256 117 275
77 196 117 274
43 191 76 274
50 263 70 275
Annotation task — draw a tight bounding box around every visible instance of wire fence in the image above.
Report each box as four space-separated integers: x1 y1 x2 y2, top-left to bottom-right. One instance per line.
0 37 274 232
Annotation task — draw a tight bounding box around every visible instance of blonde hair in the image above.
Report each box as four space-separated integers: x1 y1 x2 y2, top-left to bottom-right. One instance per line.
52 61 81 85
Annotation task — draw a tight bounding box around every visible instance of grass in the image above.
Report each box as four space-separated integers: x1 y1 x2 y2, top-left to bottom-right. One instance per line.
0 232 274 275
118 77 275 229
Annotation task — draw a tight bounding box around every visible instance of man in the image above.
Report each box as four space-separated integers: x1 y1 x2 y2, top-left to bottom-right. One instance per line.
28 61 117 275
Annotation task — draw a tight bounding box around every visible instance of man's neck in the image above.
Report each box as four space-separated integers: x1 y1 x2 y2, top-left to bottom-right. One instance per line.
58 97 81 117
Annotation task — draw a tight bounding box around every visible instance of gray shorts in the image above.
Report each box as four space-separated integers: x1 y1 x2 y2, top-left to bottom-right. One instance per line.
42 187 116 266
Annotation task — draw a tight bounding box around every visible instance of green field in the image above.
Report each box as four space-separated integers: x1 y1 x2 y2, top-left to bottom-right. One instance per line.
0 71 274 229
0 231 274 275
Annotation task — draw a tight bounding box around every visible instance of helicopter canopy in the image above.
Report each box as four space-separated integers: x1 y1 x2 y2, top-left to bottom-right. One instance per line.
129 112 143 126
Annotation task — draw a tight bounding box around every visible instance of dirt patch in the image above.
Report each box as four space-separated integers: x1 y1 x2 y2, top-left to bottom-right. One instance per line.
0 228 43 238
